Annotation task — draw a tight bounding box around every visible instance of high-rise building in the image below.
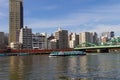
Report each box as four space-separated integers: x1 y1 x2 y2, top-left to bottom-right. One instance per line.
101 31 115 39
0 32 5 49
19 26 32 49
68 33 79 48
79 32 93 47
32 33 48 49
100 31 115 45
9 0 23 45
92 32 98 45
4 33 9 46
55 28 68 49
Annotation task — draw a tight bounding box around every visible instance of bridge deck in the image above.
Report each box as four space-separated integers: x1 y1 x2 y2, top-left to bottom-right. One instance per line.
74 45 120 50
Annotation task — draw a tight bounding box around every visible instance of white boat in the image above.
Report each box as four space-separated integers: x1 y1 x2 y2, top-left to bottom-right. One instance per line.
49 51 86 56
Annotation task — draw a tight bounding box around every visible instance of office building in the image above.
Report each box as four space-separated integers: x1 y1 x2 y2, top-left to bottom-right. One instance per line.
0 32 5 49
48 39 57 49
100 31 115 45
55 28 68 49
68 33 79 48
32 33 48 49
79 32 93 47
47 34 56 49
92 32 98 45
101 31 115 39
19 26 32 49
4 33 9 46
9 0 23 44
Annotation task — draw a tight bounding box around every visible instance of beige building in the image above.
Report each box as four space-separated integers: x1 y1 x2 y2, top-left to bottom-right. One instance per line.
9 0 23 45
55 28 68 49
79 32 93 47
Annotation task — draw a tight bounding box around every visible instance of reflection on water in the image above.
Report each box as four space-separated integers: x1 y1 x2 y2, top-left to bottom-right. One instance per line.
0 53 120 80
9 56 33 80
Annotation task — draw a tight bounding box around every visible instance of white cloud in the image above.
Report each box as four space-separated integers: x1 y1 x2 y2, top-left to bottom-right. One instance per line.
25 9 120 36
90 24 120 33
25 1 120 33
1 0 120 36
26 10 120 28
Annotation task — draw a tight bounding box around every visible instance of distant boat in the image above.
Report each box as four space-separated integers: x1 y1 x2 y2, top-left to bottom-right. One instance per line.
49 51 86 56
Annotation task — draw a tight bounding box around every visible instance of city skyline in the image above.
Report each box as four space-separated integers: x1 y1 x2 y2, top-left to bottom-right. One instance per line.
0 0 120 36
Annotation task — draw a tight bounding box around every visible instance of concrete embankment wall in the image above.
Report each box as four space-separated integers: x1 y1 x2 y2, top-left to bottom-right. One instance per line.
0 49 74 54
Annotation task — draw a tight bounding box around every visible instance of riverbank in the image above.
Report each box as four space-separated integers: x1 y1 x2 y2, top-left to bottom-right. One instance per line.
0 49 74 56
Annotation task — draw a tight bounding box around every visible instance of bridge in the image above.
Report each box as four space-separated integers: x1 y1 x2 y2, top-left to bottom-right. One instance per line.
74 38 120 53
74 45 120 53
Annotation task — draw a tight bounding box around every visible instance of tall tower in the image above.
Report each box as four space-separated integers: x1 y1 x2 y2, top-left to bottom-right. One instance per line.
9 0 23 44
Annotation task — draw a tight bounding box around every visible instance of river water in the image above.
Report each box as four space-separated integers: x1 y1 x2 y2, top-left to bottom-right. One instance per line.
0 53 120 80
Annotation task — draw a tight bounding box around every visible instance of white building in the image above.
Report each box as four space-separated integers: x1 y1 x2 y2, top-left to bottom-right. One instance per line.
69 33 79 48
48 39 57 49
32 33 47 49
19 26 32 49
10 42 22 49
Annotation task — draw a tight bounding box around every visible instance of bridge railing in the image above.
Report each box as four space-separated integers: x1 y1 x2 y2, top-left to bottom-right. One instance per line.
75 38 120 48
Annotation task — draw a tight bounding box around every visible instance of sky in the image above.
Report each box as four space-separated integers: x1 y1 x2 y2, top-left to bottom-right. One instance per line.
0 0 120 36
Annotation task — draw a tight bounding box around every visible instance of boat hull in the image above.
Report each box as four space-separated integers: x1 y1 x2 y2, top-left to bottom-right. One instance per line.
49 51 86 56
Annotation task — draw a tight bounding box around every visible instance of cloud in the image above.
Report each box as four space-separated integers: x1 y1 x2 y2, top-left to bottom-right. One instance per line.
25 7 120 36
90 24 120 33
1 0 120 36
0 0 8 32
26 10 120 28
